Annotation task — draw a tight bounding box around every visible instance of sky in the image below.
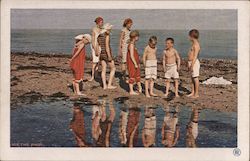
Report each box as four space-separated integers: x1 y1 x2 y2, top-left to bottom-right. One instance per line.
11 9 237 30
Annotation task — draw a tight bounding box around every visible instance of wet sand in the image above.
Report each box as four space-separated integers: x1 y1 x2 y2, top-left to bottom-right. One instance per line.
11 52 237 112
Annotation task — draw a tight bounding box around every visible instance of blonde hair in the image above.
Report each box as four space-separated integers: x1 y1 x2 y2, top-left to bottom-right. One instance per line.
128 30 139 44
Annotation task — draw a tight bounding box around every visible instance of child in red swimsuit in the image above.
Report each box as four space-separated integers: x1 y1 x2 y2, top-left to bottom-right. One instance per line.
127 30 142 95
70 34 91 96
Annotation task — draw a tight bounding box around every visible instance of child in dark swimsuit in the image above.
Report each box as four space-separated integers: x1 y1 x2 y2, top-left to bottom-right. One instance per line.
96 23 117 90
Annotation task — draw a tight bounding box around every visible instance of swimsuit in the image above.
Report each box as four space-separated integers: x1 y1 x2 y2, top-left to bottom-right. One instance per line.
70 45 85 81
121 28 130 63
188 59 200 78
97 33 113 63
165 63 179 79
145 60 157 80
126 44 141 84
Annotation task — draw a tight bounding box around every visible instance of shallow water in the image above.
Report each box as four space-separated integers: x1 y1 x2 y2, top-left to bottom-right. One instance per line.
11 98 237 147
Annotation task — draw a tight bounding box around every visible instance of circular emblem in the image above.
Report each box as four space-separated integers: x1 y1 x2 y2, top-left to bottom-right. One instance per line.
233 148 241 157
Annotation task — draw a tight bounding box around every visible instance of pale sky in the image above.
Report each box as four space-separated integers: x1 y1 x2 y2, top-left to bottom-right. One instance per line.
11 9 237 30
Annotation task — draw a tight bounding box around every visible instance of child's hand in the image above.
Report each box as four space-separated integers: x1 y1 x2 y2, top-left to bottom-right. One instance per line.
108 56 112 62
163 68 166 73
177 66 180 71
135 63 138 68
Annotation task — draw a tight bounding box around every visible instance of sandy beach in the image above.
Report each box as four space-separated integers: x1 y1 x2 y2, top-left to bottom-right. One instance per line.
11 52 237 112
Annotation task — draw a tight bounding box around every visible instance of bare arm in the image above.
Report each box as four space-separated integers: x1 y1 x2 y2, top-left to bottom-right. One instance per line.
175 50 181 70
162 51 166 72
70 43 84 61
129 44 138 68
191 44 200 70
105 35 112 59
142 47 148 67
118 31 125 57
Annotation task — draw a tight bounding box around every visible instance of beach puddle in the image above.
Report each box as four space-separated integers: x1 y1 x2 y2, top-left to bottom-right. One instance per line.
11 97 237 147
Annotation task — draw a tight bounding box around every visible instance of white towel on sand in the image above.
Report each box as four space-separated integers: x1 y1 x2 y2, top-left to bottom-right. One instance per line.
202 77 232 85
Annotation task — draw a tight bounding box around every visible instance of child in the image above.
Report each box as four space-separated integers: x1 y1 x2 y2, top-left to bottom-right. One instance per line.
187 29 201 98
127 30 142 95
97 23 117 89
163 37 181 97
143 36 158 97
89 17 103 82
70 34 92 96
119 18 133 80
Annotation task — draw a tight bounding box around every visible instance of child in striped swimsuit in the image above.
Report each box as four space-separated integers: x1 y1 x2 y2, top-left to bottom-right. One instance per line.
119 18 133 79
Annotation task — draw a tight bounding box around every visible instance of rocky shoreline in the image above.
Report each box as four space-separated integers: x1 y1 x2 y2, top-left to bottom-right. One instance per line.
11 52 237 112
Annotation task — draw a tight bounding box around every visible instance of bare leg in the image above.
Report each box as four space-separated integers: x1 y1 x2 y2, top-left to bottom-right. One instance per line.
165 80 170 97
137 82 142 93
72 81 77 94
187 77 195 97
129 83 138 95
191 77 199 98
89 63 97 81
121 63 126 79
107 61 117 89
74 81 86 96
101 61 107 89
174 79 180 97
145 80 150 97
150 79 157 96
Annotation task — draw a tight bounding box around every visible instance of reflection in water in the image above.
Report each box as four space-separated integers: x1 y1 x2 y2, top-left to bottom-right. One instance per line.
127 107 141 147
161 106 180 147
65 98 235 148
95 99 116 147
142 107 156 147
69 103 87 147
186 107 199 147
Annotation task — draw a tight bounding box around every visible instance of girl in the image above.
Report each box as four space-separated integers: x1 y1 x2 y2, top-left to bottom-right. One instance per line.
70 34 91 96
127 30 142 95
118 18 133 80
89 17 103 82
97 23 117 89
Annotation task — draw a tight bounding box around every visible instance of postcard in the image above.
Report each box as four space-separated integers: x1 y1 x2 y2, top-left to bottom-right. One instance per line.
0 0 249 161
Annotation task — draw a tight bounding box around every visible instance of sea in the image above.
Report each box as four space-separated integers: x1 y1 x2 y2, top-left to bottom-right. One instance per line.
11 29 237 59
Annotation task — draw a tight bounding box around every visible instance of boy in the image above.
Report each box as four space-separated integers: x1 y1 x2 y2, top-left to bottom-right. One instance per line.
187 29 200 98
142 36 158 97
163 38 181 97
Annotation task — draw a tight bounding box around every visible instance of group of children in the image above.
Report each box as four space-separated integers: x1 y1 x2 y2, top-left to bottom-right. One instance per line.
70 17 201 99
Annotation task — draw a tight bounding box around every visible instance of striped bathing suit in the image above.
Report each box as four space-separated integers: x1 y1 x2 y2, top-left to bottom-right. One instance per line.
121 28 130 63
97 33 113 62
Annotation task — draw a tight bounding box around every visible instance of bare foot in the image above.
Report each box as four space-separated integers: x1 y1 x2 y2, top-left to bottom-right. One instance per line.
77 92 86 97
150 93 158 97
88 77 94 82
146 94 151 98
187 93 194 97
138 88 142 93
129 91 139 95
164 93 169 97
175 95 180 98
103 86 107 90
107 85 117 89
191 95 199 99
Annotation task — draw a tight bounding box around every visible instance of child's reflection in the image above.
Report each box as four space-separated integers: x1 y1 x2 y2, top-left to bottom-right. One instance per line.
186 107 199 147
69 103 87 147
126 107 141 147
142 107 156 147
119 107 128 146
93 99 116 147
161 106 180 147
